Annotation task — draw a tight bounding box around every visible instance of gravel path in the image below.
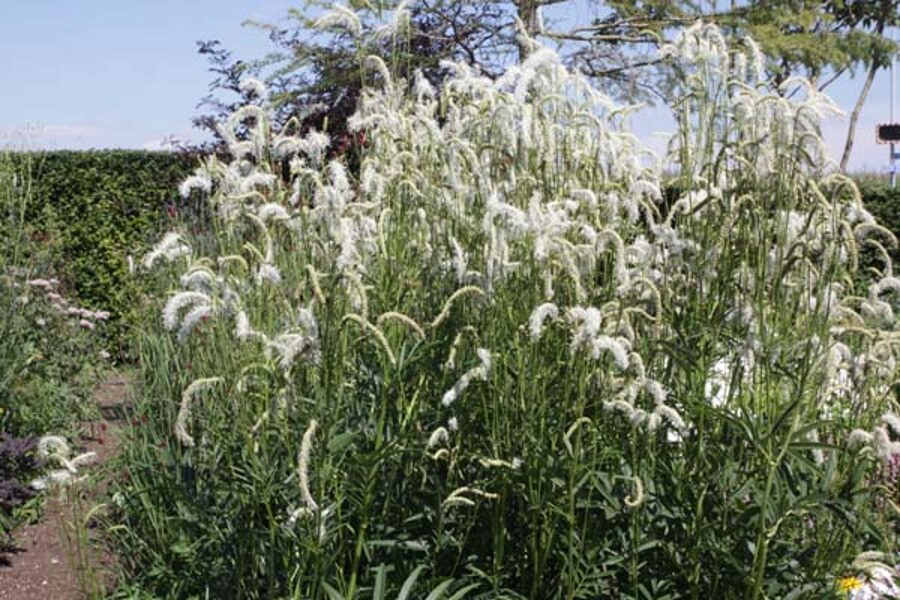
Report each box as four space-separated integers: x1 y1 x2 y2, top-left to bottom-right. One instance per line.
0 373 129 599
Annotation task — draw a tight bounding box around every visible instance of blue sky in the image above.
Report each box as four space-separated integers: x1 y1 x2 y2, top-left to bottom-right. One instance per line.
0 0 291 150
1 1 897 172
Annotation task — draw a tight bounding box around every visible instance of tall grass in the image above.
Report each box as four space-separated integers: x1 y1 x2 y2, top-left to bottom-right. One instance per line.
110 16 899 599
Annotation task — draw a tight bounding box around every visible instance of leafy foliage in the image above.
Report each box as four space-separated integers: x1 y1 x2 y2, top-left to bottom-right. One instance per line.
857 179 900 246
0 433 39 549
0 155 108 436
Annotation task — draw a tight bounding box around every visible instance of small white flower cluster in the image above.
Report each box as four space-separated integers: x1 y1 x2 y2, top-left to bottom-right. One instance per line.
846 552 900 599
603 377 686 437
174 378 223 448
178 174 212 199
30 435 97 490
163 290 217 342
441 348 492 407
564 306 631 369
312 3 362 36
286 419 331 539
849 414 900 463
142 231 191 269
267 307 322 370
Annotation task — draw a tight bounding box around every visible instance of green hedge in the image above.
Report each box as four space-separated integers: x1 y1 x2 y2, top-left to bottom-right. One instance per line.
857 179 900 241
15 151 197 350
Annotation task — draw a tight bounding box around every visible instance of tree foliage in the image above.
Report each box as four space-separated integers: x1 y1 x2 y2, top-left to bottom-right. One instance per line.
192 0 899 165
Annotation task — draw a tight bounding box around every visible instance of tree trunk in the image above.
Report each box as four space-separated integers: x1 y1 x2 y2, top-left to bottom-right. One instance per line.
516 1 539 61
840 59 879 172
840 3 889 172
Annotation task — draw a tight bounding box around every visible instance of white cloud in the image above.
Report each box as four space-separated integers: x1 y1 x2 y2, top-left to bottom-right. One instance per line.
0 122 101 150
40 124 101 138
142 130 202 151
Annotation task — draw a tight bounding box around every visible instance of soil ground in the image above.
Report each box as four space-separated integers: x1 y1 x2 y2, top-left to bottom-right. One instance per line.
0 372 129 599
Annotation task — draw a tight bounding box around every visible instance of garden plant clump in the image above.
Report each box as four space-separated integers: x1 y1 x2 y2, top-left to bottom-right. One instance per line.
0 433 39 549
114 13 900 599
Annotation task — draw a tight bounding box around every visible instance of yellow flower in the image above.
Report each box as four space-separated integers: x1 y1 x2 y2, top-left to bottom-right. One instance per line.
837 575 863 593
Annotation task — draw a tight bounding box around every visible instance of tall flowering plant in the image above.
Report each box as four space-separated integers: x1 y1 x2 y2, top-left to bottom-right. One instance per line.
115 11 899 599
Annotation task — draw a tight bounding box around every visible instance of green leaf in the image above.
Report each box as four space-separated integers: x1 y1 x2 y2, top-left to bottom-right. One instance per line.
423 579 455 600
396 565 424 600
373 564 387 600
321 582 346 600
445 584 480 600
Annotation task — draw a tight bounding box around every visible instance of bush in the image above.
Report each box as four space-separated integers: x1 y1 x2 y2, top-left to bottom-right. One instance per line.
0 154 110 435
0 154 109 543
857 179 900 244
108 22 900 600
0 434 39 544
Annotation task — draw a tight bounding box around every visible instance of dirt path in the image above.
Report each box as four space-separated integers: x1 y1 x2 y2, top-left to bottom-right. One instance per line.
0 373 129 599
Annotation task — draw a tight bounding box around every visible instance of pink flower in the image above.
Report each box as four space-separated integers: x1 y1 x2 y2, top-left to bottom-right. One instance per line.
887 452 900 491
26 279 54 290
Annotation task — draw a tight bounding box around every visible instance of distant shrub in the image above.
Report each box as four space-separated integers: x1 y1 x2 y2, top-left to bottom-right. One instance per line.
858 179 900 245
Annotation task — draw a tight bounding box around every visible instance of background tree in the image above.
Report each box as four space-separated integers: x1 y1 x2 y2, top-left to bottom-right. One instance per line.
828 0 899 171
698 0 899 172
192 0 898 168
193 1 517 152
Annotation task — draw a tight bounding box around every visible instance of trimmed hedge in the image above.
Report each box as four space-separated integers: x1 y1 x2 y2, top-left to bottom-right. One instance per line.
16 151 197 349
858 179 900 243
